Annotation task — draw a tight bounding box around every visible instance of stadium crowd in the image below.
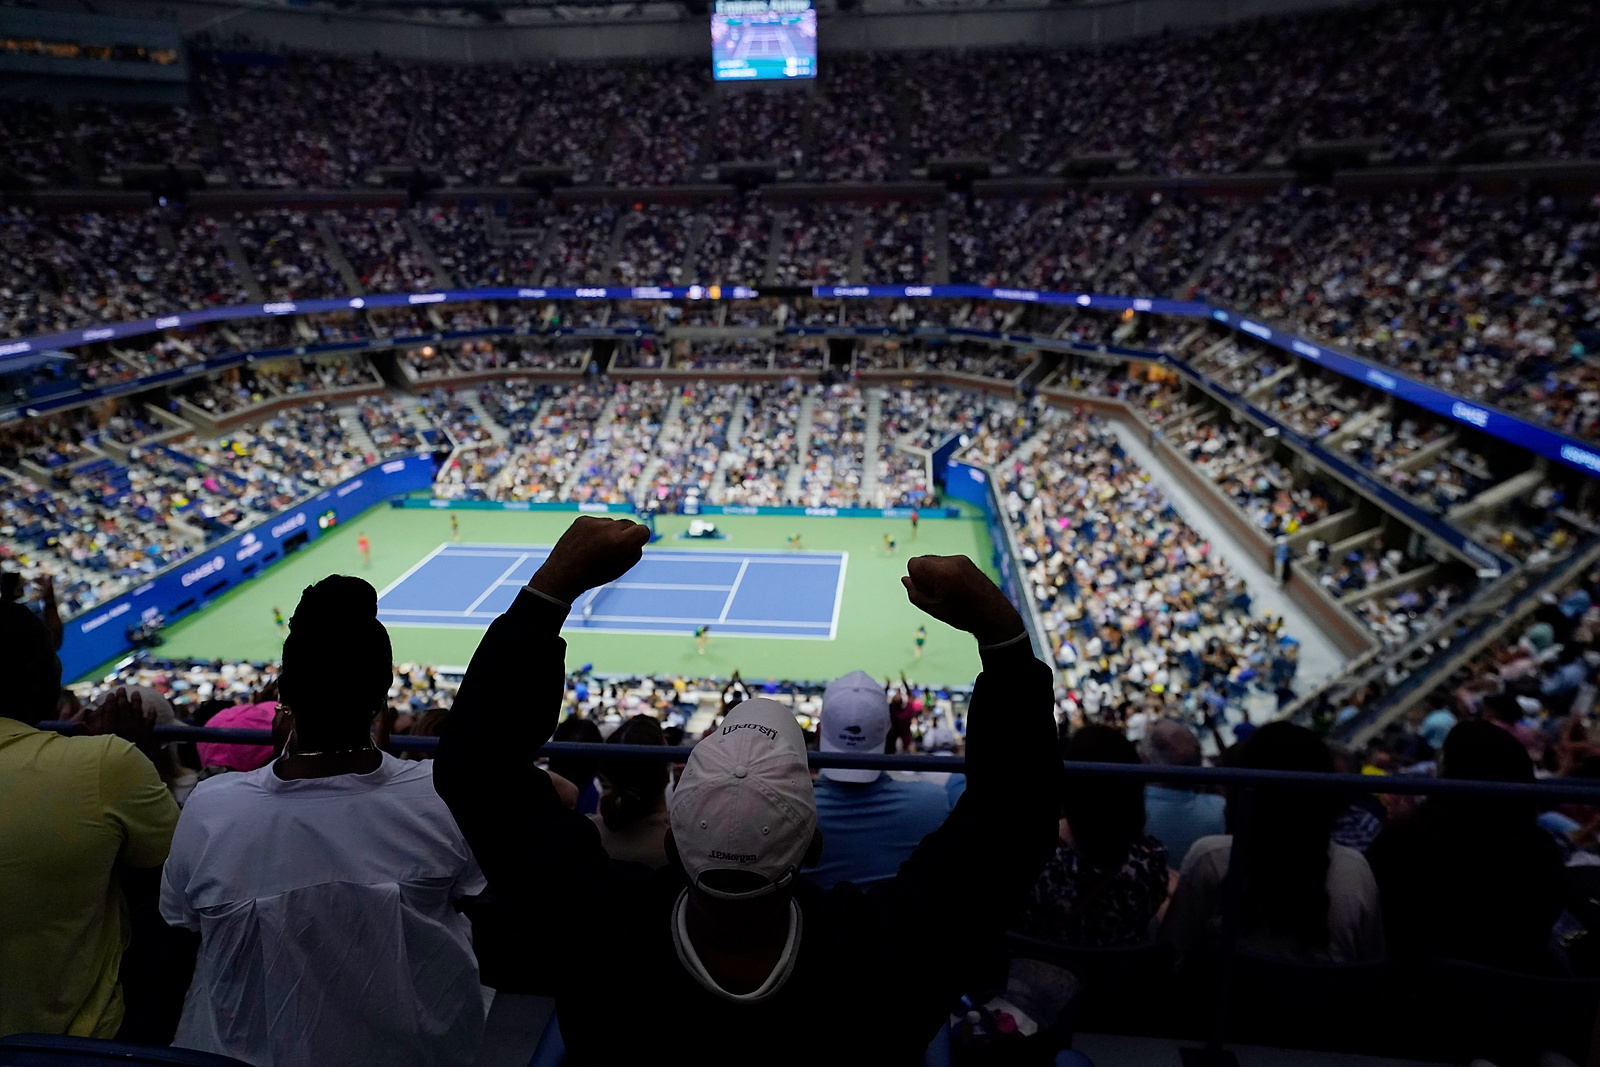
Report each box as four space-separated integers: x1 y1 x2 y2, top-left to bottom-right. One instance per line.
4 510 1596 1065
6 4 1600 1058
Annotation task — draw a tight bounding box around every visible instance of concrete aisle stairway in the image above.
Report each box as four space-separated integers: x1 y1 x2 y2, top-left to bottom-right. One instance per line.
490 394 557 496
859 388 884 506
460 390 510 446
403 216 457 288
314 216 366 297
214 220 266 303
560 392 622 500
709 388 747 505
635 387 686 506
335 404 380 459
782 390 819 504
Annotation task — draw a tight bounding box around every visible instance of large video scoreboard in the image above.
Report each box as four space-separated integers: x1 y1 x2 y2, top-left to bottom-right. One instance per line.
711 0 816 81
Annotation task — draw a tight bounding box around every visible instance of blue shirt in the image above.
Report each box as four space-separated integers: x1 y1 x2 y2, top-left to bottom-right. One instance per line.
806 774 953 890
1143 784 1225 867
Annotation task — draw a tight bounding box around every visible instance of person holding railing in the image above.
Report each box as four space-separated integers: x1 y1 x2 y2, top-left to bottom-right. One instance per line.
0 601 179 1041
435 515 1060 1063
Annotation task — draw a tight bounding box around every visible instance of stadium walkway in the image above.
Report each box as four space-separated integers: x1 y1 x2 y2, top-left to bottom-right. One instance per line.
1107 423 1347 707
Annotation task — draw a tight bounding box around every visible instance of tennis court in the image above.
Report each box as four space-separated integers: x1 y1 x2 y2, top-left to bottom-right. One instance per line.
377 543 849 639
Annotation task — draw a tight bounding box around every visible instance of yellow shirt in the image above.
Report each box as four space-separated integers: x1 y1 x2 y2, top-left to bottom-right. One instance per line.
0 718 179 1038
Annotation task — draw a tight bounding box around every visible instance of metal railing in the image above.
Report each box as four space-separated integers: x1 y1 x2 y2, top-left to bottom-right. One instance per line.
38 723 1600 802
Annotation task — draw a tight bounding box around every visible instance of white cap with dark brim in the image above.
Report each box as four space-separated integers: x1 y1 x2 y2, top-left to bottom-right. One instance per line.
818 669 891 784
670 698 816 899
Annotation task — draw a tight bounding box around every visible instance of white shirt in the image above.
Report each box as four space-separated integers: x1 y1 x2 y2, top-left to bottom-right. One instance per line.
1162 834 1384 964
160 753 487 1067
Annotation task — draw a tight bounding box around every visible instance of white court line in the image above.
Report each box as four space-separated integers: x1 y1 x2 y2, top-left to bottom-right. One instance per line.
376 542 451 599
380 608 830 629
498 579 733 592
382 620 839 641
716 560 750 623
437 544 845 565
827 550 849 641
464 554 528 614
434 549 555 559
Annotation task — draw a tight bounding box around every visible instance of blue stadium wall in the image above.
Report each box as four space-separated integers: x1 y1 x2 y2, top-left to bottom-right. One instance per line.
60 452 440 680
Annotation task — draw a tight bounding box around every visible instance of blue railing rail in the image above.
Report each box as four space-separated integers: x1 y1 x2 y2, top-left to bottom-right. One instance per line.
34 721 1600 1060
33 724 1600 803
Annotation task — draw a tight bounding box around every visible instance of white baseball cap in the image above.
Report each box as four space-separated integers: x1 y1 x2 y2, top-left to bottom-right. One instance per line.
818 670 890 783
670 698 816 899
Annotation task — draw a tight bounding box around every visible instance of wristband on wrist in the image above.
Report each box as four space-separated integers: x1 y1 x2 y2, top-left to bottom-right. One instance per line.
978 630 1030 652
526 586 573 610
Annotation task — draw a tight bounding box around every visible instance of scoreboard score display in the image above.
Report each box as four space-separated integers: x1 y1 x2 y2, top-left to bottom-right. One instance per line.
711 0 816 81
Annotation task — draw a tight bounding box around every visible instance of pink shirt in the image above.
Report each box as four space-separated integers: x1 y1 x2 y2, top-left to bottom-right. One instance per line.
195 702 276 772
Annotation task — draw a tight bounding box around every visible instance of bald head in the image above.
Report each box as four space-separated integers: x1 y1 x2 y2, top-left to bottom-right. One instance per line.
1143 718 1201 767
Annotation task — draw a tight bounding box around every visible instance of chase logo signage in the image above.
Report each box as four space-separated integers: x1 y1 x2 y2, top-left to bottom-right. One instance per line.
271 512 308 539
1450 402 1490 429
181 556 227 588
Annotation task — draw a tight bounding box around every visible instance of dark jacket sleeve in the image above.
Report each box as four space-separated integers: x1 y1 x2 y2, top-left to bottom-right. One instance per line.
852 639 1061 992
434 589 632 986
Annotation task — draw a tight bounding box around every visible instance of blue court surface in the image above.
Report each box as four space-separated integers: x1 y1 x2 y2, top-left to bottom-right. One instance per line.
376 543 849 639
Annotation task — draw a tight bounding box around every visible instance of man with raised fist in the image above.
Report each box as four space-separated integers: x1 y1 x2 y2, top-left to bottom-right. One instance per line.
437 516 1059 1064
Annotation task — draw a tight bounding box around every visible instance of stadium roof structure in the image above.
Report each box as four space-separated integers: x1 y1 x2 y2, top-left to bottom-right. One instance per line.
195 0 1082 16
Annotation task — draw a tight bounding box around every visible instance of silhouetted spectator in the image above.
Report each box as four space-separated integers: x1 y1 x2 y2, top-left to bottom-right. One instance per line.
1142 717 1225 865
1366 720 1565 972
1014 725 1168 947
436 517 1059 1063
590 714 673 868
1164 722 1383 963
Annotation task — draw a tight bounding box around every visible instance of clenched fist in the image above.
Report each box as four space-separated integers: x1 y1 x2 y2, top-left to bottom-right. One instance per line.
528 516 651 605
902 554 1025 647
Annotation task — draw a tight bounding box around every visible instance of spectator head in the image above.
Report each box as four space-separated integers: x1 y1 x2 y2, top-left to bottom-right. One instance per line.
1231 722 1339 951
669 697 820 901
278 576 392 751
1439 718 1537 822
1441 720 1535 784
598 714 670 832
0 601 61 724
1062 725 1144 871
549 715 604 789
1143 717 1202 768
1484 692 1525 727
818 669 890 783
